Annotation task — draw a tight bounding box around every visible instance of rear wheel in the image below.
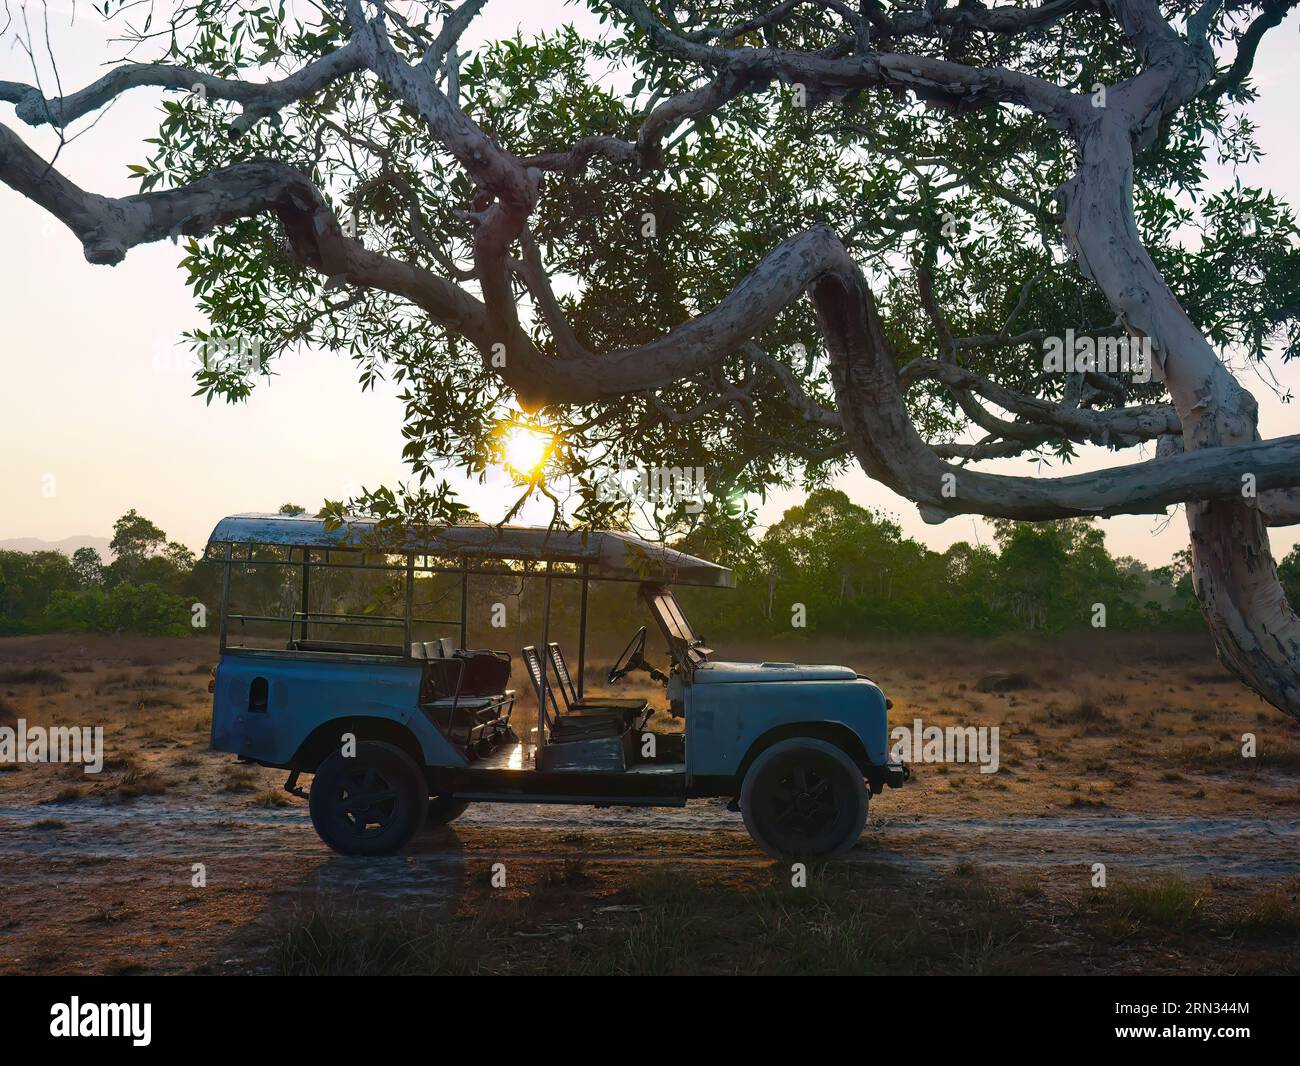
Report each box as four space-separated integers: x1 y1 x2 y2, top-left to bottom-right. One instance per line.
426 794 470 826
308 741 427 856
740 738 869 859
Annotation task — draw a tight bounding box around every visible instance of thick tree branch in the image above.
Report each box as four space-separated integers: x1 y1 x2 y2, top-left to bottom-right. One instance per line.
1258 489 1300 527
606 0 1073 119
421 0 489 72
0 36 366 132
817 265 1300 523
0 121 493 342
1203 0 1300 101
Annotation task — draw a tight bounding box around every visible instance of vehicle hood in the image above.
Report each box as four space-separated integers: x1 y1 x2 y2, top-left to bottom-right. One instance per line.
692 661 858 684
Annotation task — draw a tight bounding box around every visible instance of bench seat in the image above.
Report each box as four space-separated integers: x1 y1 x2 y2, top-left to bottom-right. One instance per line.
423 690 516 723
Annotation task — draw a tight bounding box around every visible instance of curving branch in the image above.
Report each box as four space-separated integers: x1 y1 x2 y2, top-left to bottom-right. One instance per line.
0 120 494 340
520 67 754 176
421 0 489 73
1203 0 1300 102
606 0 1074 119
901 359 1182 447
0 35 367 133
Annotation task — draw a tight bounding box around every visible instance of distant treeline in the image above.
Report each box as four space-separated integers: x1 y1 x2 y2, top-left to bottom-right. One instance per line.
0 510 221 637
2 493 1298 640
674 489 1300 639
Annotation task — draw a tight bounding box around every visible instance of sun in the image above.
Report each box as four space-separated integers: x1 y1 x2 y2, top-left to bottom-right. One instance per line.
501 426 554 479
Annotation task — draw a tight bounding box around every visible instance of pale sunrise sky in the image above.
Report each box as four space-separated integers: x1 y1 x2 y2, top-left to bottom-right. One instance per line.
1 2 1296 565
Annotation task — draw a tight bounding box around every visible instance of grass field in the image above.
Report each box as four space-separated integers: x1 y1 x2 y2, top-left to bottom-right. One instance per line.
1 630 1297 975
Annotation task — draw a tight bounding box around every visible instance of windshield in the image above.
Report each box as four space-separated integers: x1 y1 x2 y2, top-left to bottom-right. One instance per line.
639 583 708 666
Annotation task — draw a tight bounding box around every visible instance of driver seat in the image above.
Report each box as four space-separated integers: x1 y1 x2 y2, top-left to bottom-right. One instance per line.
546 643 646 726
521 646 626 742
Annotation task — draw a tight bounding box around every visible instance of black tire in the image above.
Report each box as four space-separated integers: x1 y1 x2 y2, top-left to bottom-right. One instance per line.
308 740 427 856
427 794 470 826
740 737 869 859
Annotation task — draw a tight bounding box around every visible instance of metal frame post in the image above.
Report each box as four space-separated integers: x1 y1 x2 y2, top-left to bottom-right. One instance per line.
459 561 469 650
218 542 233 652
537 562 553 762
577 563 589 701
300 549 311 644
404 554 415 656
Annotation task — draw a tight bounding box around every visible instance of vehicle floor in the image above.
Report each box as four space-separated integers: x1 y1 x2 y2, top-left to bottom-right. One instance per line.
469 737 682 776
1 632 1298 975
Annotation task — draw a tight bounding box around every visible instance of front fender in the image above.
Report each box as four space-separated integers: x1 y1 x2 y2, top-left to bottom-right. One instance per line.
685 678 888 777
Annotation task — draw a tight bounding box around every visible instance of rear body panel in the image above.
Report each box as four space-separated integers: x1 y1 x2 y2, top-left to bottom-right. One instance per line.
210 651 465 769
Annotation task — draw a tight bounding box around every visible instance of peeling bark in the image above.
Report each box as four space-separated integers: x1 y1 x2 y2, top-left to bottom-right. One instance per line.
1059 102 1300 720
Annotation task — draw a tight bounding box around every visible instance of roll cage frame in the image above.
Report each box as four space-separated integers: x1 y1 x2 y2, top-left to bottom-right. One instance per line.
208 514 732 751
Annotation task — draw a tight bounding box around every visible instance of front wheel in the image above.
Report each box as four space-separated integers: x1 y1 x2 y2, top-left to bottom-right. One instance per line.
739 738 869 859
308 741 427 856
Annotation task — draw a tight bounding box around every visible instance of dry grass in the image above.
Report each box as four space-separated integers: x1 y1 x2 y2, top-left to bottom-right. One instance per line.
263 864 1300 977
0 666 66 686
0 631 1297 977
2 630 1294 820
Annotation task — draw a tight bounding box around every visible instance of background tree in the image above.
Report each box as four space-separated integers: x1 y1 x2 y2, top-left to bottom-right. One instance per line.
0 552 79 635
70 547 105 590
3 1 1299 712
1281 548 1300 608
107 509 169 581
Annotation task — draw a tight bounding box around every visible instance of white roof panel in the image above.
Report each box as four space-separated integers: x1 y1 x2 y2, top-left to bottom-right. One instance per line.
205 514 734 588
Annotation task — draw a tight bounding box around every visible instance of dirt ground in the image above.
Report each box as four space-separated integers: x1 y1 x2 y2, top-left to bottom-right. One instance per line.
1 631 1297 975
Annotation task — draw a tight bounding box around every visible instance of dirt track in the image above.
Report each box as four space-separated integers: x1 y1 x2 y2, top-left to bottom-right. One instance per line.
3 793 1298 974
6 796 1300 877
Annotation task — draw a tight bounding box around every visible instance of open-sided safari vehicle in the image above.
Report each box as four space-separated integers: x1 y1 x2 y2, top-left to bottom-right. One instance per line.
207 514 906 859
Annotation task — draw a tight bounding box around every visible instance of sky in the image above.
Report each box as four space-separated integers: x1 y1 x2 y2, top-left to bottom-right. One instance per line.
0 1 1296 567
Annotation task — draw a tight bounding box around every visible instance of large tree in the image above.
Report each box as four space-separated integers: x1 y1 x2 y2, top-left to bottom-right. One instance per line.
3 1 1300 714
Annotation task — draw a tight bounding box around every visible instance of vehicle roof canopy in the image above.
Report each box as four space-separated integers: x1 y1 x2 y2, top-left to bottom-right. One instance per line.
205 514 735 589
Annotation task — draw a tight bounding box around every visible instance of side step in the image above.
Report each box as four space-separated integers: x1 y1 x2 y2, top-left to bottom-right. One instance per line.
452 791 687 808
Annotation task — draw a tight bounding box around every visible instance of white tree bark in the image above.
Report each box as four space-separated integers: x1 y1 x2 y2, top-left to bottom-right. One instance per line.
1054 15 1300 716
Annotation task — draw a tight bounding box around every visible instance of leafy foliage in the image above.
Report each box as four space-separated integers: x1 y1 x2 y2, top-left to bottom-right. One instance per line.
106 2 1300 534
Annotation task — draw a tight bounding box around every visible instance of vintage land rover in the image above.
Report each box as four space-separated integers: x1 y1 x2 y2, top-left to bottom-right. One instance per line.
207 514 906 859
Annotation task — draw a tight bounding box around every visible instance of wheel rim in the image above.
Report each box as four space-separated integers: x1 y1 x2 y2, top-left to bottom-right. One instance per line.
767 761 840 838
332 765 399 835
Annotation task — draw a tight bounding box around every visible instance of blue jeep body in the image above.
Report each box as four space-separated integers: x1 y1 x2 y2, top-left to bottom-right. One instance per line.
204 514 904 855
211 648 893 797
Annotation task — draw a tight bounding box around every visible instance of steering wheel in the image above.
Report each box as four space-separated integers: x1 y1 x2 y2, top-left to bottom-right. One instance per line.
608 626 648 684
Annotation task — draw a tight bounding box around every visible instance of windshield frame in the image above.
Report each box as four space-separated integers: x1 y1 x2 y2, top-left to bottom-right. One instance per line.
639 583 709 668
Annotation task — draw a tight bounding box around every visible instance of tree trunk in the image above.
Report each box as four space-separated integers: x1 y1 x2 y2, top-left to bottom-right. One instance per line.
1059 117 1300 717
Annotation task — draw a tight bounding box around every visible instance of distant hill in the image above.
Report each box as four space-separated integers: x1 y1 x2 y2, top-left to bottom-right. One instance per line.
0 536 114 559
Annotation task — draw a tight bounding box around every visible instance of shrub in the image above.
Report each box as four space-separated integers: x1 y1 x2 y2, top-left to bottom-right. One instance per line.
44 582 189 636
